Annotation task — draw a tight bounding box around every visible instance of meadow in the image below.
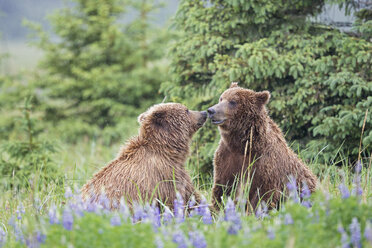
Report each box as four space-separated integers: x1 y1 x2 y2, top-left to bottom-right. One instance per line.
1 0 371 247
0 133 371 248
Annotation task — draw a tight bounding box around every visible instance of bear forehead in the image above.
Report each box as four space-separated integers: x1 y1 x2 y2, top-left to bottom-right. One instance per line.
221 87 255 99
148 103 187 113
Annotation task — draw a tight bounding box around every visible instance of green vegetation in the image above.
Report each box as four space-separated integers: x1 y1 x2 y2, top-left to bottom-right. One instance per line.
161 0 371 173
0 0 371 247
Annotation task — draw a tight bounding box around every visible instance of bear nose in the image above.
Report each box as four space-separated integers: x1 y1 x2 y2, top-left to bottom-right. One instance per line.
201 111 207 118
207 108 215 117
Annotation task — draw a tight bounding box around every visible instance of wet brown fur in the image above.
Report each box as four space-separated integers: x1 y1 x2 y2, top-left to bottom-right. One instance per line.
81 103 206 209
210 83 318 211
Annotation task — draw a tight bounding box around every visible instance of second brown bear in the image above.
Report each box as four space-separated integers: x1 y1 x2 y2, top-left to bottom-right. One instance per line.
81 103 207 209
208 83 317 211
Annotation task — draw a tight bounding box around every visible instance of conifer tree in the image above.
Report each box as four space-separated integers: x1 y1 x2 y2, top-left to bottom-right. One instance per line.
162 0 371 172
28 0 170 143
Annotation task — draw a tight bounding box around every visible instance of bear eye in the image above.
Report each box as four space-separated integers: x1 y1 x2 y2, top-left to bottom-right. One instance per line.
186 109 189 114
229 100 237 106
219 97 223 102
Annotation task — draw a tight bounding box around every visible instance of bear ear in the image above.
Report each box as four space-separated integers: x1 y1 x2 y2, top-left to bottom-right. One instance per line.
256 91 270 105
152 110 166 126
138 112 147 123
230 82 239 88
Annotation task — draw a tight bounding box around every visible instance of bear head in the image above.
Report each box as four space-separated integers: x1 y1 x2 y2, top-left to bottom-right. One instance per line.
207 82 270 130
138 103 207 144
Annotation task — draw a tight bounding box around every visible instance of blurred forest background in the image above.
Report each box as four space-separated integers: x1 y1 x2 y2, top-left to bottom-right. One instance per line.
0 0 371 190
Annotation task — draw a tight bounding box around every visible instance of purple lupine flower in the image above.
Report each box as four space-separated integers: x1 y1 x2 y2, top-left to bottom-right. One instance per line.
99 193 110 210
172 230 187 248
110 214 121 226
8 216 24 243
155 236 164 248
36 231 46 244
300 182 311 199
287 175 299 203
119 198 130 221
65 187 73 198
188 196 197 217
267 227 275 240
301 201 312 208
0 226 6 246
338 183 350 199
189 230 207 248
174 192 185 223
255 202 268 219
352 173 363 197
349 218 361 248
148 203 161 229
338 225 350 248
284 213 294 225
225 198 241 235
16 203 25 220
62 208 74 231
48 205 59 224
355 160 362 173
133 204 147 223
85 200 97 213
287 175 297 192
162 208 173 225
196 197 212 224
364 224 372 244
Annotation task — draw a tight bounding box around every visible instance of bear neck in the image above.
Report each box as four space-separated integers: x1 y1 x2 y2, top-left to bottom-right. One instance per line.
219 112 270 156
141 134 190 164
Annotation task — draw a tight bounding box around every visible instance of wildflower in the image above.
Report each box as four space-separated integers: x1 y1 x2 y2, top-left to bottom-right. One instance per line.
35 231 46 244
110 214 121 226
155 236 164 248
64 187 73 198
119 198 130 221
349 218 361 248
133 204 147 223
8 216 24 243
62 208 74 231
267 227 275 240
48 205 59 224
225 198 241 235
355 160 362 173
286 175 297 192
16 203 25 220
300 182 311 199
162 207 173 225
188 197 197 217
255 202 268 219
301 201 312 208
284 213 294 225
98 193 110 210
189 230 207 248
364 223 372 244
352 172 363 197
0 226 6 246
287 175 299 203
174 193 185 223
172 230 187 248
338 183 350 199
338 225 350 248
196 197 212 225
148 203 161 229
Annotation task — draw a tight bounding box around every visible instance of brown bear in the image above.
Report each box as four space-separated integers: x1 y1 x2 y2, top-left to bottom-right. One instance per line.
208 83 317 212
81 103 207 209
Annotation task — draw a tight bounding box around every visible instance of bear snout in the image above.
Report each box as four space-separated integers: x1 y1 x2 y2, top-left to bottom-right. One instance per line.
197 111 208 126
207 107 216 117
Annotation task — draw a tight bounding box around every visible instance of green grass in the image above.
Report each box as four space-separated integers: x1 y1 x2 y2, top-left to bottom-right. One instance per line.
0 139 371 248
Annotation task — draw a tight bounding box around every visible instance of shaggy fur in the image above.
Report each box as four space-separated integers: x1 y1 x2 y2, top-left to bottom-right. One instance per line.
81 103 207 209
208 83 317 211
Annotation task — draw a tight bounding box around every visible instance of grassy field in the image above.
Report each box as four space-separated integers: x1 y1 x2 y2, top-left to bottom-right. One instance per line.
0 137 371 248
